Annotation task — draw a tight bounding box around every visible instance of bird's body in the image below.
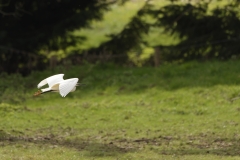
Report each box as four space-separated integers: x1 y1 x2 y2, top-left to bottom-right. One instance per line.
34 74 79 97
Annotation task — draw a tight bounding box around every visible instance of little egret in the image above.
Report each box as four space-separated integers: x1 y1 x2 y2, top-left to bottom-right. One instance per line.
34 74 79 97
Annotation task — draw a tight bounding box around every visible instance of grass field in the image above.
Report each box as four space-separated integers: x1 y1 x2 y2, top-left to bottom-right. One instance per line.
0 60 240 159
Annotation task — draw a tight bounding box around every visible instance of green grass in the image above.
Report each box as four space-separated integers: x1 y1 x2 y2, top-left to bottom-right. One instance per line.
1 60 240 159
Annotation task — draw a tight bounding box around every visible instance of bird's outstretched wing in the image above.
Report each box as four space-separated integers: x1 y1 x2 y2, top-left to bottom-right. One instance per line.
37 74 64 89
37 79 47 89
59 78 78 97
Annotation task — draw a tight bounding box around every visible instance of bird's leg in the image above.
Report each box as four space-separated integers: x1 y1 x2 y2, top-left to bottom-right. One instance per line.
33 90 42 96
76 83 85 86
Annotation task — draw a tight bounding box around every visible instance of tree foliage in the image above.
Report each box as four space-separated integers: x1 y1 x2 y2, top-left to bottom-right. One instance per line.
0 0 112 74
1 0 240 74
95 0 240 62
154 1 240 61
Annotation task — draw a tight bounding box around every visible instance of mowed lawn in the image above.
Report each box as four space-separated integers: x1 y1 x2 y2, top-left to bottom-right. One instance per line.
0 61 240 159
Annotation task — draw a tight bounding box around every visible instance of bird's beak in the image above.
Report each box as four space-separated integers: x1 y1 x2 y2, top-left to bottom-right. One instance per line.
33 90 42 96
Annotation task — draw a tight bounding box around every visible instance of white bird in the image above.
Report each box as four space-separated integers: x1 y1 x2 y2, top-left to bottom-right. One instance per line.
34 74 79 97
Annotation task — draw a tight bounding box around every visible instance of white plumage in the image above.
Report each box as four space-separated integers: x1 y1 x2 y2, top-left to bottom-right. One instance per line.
59 78 78 97
37 74 64 89
34 74 79 97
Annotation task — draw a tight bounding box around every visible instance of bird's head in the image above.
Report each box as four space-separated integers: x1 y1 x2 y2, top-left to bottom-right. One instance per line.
33 90 42 96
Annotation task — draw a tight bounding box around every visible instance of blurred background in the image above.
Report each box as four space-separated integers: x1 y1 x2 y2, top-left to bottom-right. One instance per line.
1 1 240 158
0 0 240 75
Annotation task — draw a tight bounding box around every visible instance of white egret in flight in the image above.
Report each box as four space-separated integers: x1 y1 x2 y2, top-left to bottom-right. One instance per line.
34 74 79 97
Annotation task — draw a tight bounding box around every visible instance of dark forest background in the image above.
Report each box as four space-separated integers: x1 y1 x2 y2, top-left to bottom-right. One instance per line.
1 0 240 75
